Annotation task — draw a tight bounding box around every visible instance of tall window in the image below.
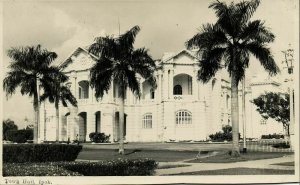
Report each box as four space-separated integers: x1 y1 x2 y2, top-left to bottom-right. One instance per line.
173 85 182 95
150 88 155 99
78 81 89 99
176 110 192 125
142 113 152 129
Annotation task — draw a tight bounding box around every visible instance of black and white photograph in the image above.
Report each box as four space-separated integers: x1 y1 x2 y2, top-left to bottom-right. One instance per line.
0 0 299 184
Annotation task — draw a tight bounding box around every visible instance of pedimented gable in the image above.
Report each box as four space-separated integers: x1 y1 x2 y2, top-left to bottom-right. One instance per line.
162 50 197 65
61 48 97 72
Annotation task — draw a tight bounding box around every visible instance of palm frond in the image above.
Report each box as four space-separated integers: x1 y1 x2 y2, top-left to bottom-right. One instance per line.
89 36 116 58
125 70 141 98
89 56 114 99
130 48 156 78
198 47 226 83
240 20 275 43
186 23 228 51
245 42 280 75
236 0 260 24
118 25 140 51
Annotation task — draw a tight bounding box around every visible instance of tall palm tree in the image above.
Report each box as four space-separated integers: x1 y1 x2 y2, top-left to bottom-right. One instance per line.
40 69 77 142
88 25 156 154
3 45 59 143
186 0 279 156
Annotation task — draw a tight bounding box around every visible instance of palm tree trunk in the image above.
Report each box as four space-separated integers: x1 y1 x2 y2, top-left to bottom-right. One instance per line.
33 93 39 143
55 100 60 142
119 86 125 155
231 73 240 157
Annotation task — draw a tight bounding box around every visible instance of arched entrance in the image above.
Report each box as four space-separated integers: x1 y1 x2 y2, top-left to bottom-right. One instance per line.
95 111 101 132
173 74 193 96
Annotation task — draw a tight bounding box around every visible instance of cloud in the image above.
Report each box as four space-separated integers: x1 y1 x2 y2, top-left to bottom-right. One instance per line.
50 9 107 65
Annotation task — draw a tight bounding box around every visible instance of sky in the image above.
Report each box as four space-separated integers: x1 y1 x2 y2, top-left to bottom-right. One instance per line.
1 0 299 128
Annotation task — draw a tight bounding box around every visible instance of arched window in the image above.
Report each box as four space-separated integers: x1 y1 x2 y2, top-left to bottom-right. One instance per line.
173 85 182 95
176 110 192 125
78 81 89 99
142 113 152 129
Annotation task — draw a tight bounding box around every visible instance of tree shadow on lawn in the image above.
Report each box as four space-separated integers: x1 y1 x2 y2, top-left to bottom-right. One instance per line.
77 149 199 162
186 151 293 163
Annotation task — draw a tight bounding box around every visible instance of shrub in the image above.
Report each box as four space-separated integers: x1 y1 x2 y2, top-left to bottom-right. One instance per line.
3 144 82 163
209 125 240 142
89 132 110 143
261 134 284 139
58 159 158 176
3 163 83 176
272 142 290 149
5 129 33 143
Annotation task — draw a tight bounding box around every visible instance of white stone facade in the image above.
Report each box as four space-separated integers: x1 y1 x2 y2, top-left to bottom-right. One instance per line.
38 47 284 142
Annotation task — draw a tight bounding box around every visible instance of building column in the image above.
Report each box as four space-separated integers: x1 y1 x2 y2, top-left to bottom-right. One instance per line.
69 73 78 141
168 69 174 99
156 73 160 103
101 110 114 142
193 69 198 100
86 111 95 141
89 85 93 103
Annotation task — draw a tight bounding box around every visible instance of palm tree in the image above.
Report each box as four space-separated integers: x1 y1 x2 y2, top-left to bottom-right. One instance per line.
3 45 59 143
88 25 156 154
186 0 279 156
40 69 77 142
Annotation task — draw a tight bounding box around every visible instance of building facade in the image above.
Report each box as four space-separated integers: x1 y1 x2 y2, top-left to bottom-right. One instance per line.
38 47 284 142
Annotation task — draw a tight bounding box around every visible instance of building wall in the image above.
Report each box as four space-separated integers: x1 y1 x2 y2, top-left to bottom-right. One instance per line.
39 49 284 142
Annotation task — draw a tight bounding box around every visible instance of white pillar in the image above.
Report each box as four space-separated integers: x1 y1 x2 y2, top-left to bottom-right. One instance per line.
157 73 162 103
168 69 174 100
89 85 93 103
101 110 114 142
193 69 198 100
86 111 95 141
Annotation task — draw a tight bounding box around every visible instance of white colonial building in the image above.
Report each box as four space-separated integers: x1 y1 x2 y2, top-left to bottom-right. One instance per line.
38 47 285 142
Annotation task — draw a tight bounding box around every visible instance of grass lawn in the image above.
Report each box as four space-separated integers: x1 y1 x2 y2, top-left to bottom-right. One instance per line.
186 152 293 163
78 149 200 162
170 168 295 175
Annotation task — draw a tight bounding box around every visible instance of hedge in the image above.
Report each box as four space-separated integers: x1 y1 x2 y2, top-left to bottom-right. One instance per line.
3 144 82 163
3 159 158 176
3 163 82 176
261 134 284 139
6 129 33 143
59 159 158 176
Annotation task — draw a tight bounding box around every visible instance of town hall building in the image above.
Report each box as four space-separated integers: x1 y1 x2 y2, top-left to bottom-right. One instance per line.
38 47 285 142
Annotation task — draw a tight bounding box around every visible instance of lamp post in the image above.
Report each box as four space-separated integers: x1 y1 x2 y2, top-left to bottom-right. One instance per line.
282 45 294 149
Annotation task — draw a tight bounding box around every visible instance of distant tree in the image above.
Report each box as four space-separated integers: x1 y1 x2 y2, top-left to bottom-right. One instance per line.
251 92 290 136
3 119 18 140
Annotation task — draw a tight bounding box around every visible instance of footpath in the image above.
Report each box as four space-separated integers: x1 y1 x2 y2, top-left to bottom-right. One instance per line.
155 154 295 175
